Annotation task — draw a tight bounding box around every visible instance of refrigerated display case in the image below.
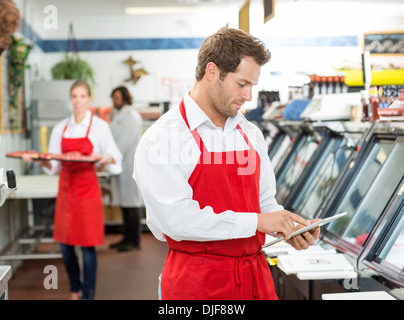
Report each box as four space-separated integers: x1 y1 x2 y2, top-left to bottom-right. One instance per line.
320 122 404 258
356 177 404 299
282 123 367 219
275 122 323 204
264 121 301 176
267 122 404 300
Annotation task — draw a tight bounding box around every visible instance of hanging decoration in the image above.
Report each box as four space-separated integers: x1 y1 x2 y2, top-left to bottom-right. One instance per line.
123 55 148 84
7 35 31 131
50 23 95 85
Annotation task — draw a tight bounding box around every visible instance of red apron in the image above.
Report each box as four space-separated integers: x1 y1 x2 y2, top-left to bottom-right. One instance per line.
53 115 104 247
160 99 278 300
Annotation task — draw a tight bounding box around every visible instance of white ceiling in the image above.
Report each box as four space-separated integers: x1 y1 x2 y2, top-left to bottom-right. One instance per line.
25 0 244 17
24 0 404 18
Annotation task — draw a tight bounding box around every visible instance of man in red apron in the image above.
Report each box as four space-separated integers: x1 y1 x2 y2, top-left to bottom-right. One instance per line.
162 99 278 299
134 27 320 300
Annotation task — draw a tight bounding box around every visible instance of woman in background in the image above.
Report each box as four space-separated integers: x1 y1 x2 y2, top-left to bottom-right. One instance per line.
25 80 122 300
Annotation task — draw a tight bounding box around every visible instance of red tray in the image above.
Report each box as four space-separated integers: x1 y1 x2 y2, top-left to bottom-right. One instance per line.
6 150 101 163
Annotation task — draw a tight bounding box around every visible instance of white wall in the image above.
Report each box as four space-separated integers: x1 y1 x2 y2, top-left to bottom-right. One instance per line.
21 1 240 106
20 0 404 107
1 0 403 175
37 49 198 107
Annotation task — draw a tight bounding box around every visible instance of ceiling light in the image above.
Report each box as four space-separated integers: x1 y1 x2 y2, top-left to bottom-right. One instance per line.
125 7 200 15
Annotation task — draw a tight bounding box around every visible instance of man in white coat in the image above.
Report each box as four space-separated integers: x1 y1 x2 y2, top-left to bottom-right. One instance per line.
109 86 144 251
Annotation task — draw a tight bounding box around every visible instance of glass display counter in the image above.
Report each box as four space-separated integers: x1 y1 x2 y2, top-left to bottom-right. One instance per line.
265 121 404 300
321 123 404 258
265 120 301 176
283 126 366 220
356 177 404 299
274 122 323 204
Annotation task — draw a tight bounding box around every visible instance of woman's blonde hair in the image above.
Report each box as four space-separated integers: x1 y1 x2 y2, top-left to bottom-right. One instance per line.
70 80 92 96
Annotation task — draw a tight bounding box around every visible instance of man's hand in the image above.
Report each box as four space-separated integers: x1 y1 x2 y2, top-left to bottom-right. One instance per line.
286 219 321 250
257 210 320 250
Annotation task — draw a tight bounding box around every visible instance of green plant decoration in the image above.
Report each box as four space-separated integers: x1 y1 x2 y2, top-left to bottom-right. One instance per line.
7 35 31 130
51 52 95 85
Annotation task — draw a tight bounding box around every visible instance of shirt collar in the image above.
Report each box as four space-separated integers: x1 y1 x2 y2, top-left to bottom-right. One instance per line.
68 110 92 127
183 92 243 131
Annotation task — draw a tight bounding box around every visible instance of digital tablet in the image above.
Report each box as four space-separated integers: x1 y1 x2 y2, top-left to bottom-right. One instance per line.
262 212 347 248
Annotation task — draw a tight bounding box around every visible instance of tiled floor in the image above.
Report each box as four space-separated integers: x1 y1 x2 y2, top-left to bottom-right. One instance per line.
5 232 168 300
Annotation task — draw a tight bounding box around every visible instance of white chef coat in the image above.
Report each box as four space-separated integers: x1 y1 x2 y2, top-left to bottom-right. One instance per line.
43 110 123 176
133 93 283 242
109 105 144 207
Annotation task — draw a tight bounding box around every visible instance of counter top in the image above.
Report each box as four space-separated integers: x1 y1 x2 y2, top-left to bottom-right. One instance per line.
7 175 59 199
0 266 12 299
322 291 396 300
6 173 112 200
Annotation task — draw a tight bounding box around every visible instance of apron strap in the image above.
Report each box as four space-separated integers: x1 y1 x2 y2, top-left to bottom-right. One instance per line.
234 253 260 299
86 114 93 137
179 98 209 154
179 98 252 154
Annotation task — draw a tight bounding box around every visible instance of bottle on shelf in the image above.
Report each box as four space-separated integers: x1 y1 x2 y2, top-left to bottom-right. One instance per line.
369 86 379 121
360 90 370 122
327 76 334 94
313 75 321 96
320 76 327 94
334 75 342 94
340 76 348 93
308 74 315 99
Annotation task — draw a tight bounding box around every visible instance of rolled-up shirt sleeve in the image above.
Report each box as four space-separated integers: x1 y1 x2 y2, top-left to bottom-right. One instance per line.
93 121 123 175
133 128 258 242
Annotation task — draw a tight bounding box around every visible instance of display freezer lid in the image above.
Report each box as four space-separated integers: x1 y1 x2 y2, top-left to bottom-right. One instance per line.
341 142 404 243
286 134 346 219
378 209 404 271
362 186 404 275
275 135 319 204
324 138 404 256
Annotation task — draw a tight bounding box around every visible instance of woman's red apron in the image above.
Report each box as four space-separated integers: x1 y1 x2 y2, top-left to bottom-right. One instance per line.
53 115 104 247
161 100 278 300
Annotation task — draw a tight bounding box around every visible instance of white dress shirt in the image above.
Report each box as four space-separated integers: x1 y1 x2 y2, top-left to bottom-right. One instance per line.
43 110 123 175
133 93 283 242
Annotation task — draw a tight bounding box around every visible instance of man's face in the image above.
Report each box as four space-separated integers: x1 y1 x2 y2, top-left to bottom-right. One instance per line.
112 90 125 109
208 56 261 118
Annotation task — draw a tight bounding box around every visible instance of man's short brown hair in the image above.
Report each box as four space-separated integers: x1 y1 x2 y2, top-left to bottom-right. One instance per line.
195 27 271 81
